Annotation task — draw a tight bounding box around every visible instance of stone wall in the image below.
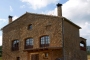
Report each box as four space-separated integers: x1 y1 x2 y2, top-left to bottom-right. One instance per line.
63 18 87 60
2 13 63 60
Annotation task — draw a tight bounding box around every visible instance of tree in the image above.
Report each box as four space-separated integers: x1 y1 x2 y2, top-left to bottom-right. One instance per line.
0 46 2 57
87 46 90 55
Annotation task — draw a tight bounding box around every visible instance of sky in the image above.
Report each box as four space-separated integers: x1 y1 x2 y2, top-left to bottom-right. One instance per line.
0 0 90 46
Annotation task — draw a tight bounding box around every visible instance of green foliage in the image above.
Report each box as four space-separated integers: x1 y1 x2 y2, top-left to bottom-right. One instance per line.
0 57 2 60
87 51 90 55
87 46 90 55
0 46 2 51
0 46 2 57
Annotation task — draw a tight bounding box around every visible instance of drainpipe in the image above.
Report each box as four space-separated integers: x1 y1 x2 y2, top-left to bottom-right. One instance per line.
62 18 65 60
56 3 65 60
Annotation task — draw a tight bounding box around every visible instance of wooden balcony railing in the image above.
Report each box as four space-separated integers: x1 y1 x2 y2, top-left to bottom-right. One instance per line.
80 46 86 51
12 47 19 51
24 45 33 49
40 44 49 47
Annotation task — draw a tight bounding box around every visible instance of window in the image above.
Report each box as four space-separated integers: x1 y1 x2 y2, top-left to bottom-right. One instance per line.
44 53 48 57
43 53 49 59
17 57 20 60
25 38 33 49
40 36 50 47
12 40 19 51
80 41 86 51
28 24 32 30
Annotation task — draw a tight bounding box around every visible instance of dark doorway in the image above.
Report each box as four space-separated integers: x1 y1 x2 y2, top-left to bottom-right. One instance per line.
31 54 39 60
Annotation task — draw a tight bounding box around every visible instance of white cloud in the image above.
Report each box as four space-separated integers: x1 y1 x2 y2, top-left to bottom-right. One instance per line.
80 23 90 35
43 0 90 45
62 0 90 23
44 0 90 23
0 36 2 46
10 6 13 12
20 5 26 8
79 22 90 46
20 0 59 10
0 18 6 22
41 7 57 16
47 8 57 16
13 16 18 20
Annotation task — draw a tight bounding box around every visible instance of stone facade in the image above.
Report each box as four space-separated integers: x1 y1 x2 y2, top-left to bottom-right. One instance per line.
63 18 87 60
2 3 87 60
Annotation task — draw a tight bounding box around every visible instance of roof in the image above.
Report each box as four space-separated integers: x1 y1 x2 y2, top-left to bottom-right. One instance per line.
1 12 61 30
1 12 81 30
80 37 87 40
1 12 27 30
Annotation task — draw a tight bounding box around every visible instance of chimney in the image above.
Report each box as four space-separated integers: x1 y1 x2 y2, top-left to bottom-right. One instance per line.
57 3 62 16
8 15 13 23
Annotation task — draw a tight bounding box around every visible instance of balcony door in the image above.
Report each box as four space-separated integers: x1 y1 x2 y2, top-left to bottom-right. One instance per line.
31 54 39 60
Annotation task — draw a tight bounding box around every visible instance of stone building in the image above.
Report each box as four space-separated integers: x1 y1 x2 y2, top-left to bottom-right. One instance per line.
2 3 87 60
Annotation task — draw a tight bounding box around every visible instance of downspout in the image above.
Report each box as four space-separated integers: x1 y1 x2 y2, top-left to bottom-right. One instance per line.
56 3 65 60
62 18 65 60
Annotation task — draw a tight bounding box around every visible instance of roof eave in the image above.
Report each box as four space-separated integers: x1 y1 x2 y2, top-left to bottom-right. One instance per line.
63 17 81 29
1 12 28 30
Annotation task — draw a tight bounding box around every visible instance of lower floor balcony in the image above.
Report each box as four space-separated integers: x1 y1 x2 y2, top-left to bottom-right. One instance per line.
23 47 62 52
23 47 63 60
80 46 86 51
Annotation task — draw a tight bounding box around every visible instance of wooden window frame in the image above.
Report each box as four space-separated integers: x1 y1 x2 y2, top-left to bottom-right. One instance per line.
25 38 33 49
28 24 32 30
12 40 19 51
40 36 50 47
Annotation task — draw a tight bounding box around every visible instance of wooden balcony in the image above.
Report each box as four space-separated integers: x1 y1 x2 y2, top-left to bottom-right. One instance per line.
23 47 62 52
40 44 49 47
12 47 19 51
80 46 86 51
24 45 33 49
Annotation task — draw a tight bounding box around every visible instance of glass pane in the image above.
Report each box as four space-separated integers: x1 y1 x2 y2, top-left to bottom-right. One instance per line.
17 40 19 43
26 39 29 46
45 36 50 44
41 39 45 44
26 38 33 45
13 41 16 47
32 39 33 45
45 39 48 44
40 36 50 45
13 40 19 47
13 41 16 44
30 39 33 45
41 37 44 40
